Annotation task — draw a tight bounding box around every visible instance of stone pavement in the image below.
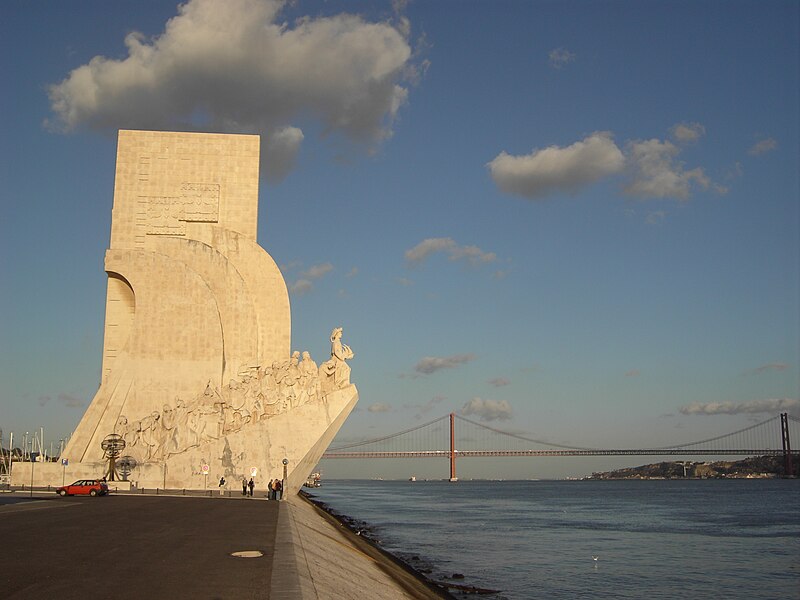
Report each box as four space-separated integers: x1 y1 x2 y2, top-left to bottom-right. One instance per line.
0 492 447 600
0 493 277 599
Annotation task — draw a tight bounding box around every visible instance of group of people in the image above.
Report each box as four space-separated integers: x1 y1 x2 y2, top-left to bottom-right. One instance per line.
238 476 282 500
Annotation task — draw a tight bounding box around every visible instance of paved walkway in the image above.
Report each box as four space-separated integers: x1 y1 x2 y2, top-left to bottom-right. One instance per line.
0 492 448 599
0 493 278 599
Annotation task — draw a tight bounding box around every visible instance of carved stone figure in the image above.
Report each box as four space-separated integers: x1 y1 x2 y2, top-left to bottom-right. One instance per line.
321 327 354 394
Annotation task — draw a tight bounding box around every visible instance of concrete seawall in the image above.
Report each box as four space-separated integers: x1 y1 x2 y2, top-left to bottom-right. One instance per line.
272 494 450 599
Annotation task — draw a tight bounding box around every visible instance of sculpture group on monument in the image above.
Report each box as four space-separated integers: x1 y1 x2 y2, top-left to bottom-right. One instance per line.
113 331 354 464
12 130 358 495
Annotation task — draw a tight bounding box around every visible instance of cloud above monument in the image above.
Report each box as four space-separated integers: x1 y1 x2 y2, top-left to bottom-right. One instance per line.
486 132 625 200
461 397 513 421
287 262 334 296
679 398 800 417
413 353 476 375
487 126 728 202
405 237 497 267
45 0 416 181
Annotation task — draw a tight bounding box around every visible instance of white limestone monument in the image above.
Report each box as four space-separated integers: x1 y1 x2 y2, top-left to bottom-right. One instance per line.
16 130 358 494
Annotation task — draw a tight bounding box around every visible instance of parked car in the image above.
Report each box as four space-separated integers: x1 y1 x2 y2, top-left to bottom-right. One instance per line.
56 479 109 497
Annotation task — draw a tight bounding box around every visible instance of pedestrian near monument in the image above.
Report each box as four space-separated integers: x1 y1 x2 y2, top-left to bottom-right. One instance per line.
248 477 255 497
275 478 282 501
241 477 247 496
267 479 274 499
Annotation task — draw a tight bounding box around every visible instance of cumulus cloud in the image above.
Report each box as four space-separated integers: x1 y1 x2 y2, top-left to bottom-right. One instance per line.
548 47 576 69
46 0 415 178
624 138 725 200
262 126 304 182
670 122 705 143
405 237 496 266
488 377 510 387
749 138 777 156
679 398 799 416
414 353 475 375
461 397 513 421
487 132 625 200
289 279 313 296
302 263 333 279
368 402 392 413
288 262 333 295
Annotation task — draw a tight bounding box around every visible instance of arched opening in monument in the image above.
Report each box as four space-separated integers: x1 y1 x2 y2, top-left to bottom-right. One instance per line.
102 272 135 383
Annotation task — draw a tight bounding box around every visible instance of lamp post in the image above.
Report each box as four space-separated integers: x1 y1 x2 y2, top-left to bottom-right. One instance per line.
29 438 35 497
281 458 288 501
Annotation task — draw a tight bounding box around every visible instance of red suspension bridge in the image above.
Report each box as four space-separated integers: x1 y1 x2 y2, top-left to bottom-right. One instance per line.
323 412 799 480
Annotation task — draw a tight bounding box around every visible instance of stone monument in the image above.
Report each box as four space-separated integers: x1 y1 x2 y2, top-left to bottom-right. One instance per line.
15 130 358 495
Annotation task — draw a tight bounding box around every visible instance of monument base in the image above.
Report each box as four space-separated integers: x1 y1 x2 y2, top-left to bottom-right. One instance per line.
12 385 358 497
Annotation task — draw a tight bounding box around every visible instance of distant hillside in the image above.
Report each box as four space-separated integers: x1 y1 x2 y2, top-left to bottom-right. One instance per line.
587 455 797 479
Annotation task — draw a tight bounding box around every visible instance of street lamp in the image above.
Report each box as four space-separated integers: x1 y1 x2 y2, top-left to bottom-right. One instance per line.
281 458 288 501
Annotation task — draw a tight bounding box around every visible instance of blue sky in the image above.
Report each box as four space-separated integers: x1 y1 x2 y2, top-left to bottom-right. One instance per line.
1 0 798 479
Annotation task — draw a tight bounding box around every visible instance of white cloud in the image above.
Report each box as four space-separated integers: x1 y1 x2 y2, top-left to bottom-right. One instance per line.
679 398 799 416
624 138 724 200
461 397 513 421
405 237 496 266
548 47 576 69
487 132 625 200
262 126 304 182
414 353 475 375
289 279 313 296
287 262 333 296
368 402 392 413
748 138 778 156
488 377 510 387
302 263 333 279
46 0 414 176
670 122 705 143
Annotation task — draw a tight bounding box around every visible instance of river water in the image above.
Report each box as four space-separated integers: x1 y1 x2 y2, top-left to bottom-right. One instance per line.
308 479 799 599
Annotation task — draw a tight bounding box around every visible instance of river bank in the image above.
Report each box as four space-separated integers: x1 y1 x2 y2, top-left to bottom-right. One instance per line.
308 478 800 599
299 491 500 597
280 492 457 599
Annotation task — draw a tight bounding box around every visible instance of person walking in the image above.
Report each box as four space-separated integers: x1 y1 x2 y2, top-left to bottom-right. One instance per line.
275 478 282 501
248 477 255 497
241 477 247 496
267 479 274 500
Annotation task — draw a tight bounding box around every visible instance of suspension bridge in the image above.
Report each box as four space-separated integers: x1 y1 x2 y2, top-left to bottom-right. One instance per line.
323 412 799 480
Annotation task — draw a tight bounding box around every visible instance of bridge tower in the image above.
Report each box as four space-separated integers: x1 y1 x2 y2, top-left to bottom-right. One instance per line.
780 412 794 478
449 412 458 482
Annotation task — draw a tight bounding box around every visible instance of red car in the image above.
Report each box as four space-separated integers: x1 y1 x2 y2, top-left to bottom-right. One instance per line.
56 479 109 497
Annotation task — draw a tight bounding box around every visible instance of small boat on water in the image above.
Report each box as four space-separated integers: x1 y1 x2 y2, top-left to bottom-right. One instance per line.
409 475 416 482
304 472 322 488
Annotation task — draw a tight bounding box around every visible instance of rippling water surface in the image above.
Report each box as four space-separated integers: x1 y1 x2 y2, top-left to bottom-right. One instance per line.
308 479 800 599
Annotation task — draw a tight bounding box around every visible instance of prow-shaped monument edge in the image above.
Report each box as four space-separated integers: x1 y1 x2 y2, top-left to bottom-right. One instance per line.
13 129 359 494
